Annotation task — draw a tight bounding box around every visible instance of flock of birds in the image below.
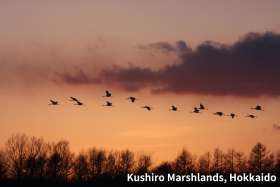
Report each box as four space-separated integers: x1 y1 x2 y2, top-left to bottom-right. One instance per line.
48 90 269 120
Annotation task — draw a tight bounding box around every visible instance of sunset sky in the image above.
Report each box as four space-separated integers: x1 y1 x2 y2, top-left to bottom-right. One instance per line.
1 0 280 162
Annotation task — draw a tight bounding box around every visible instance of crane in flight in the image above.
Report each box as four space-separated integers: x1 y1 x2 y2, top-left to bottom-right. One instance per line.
103 101 113 107
103 90 112 97
169 105 178 111
251 105 264 111
198 103 207 110
49 99 59 105
213 112 225 117
69 97 79 102
227 113 237 119
69 97 83 105
142 105 152 111
127 96 137 103
191 107 200 113
246 114 257 119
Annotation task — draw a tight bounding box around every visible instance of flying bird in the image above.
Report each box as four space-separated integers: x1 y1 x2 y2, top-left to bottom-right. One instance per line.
103 101 113 107
142 105 152 111
169 105 178 111
127 96 136 103
246 114 257 119
198 103 207 110
251 105 264 111
70 97 79 102
103 90 112 97
49 99 59 105
191 107 200 113
69 97 83 105
227 113 237 119
213 112 224 117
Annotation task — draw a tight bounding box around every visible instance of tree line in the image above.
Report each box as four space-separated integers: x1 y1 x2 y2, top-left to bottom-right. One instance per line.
0 134 279 185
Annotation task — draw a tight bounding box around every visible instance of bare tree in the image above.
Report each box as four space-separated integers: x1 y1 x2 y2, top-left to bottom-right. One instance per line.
73 152 89 182
104 151 118 178
263 153 275 173
211 148 224 173
2 134 280 184
5 134 29 181
24 136 48 179
234 151 247 173
198 152 211 174
88 148 107 179
174 149 195 174
95 150 106 177
248 142 271 173
136 154 152 174
46 140 73 181
223 149 236 173
117 150 135 175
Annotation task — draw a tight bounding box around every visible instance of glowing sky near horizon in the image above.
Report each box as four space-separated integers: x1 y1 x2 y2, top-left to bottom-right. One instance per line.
0 0 280 162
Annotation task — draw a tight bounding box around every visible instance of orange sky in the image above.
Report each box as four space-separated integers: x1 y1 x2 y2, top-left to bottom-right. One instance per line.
0 0 280 162
1 85 280 162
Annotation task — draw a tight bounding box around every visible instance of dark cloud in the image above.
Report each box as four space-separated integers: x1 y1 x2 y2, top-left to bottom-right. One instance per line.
56 69 101 85
138 40 191 55
98 32 280 97
100 65 160 91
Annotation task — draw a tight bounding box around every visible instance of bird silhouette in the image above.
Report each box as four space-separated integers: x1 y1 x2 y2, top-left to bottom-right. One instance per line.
69 97 83 105
191 107 200 113
103 90 112 97
213 112 224 117
49 99 59 105
103 101 113 107
198 103 207 110
127 97 136 103
246 114 257 119
227 113 237 119
251 105 264 111
69 97 79 102
169 105 178 111
142 105 152 111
